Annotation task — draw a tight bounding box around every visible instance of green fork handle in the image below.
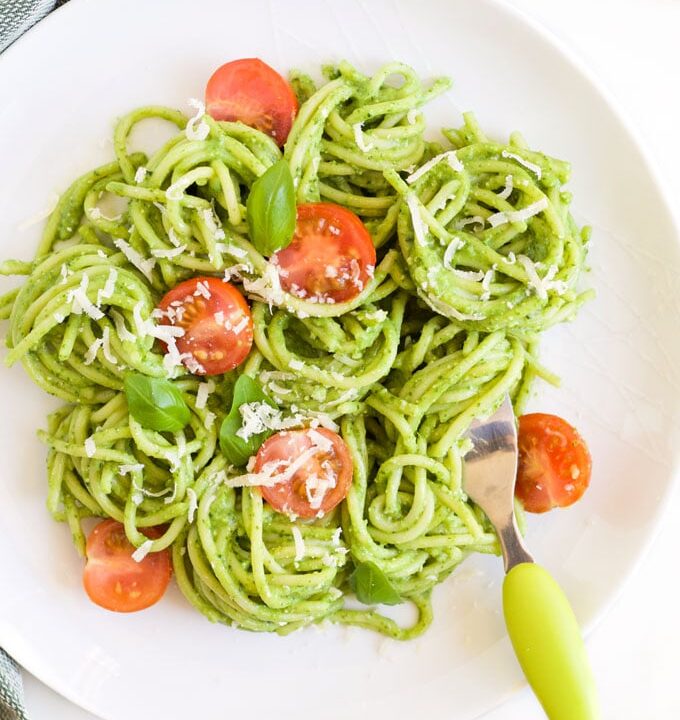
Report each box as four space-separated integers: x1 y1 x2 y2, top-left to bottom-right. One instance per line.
503 562 600 719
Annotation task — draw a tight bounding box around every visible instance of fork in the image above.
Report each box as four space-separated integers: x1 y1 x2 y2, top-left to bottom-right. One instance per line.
463 394 600 720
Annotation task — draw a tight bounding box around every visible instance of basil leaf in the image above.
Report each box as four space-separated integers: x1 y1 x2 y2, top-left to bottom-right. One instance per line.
219 375 277 466
349 562 402 606
124 373 191 432
246 159 296 255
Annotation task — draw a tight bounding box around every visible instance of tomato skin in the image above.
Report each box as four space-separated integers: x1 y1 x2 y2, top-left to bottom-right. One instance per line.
158 277 253 376
205 58 298 144
83 520 171 613
515 413 592 513
255 428 353 519
273 203 376 304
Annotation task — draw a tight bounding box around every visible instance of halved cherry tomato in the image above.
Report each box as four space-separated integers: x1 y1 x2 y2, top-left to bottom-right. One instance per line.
515 413 592 513
158 277 253 376
255 427 353 519
83 520 171 613
273 203 376 304
205 58 298 145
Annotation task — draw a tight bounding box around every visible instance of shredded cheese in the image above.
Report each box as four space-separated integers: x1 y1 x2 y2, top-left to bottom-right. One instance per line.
66 275 104 320
110 309 137 343
352 123 373 152
406 150 463 184
502 150 542 178
113 239 156 281
242 262 285 307
187 488 198 523
497 174 514 200
487 197 548 228
101 327 117 365
292 527 306 562
517 255 566 299
480 270 494 301
134 166 148 184
151 245 186 259
195 380 215 410
443 237 464 269
406 194 428 246
131 539 153 563
84 338 103 365
97 268 118 305
224 446 320 488
119 463 144 475
185 98 210 141
84 436 97 458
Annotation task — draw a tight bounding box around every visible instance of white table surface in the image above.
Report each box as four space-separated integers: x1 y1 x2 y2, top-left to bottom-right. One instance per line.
19 0 680 718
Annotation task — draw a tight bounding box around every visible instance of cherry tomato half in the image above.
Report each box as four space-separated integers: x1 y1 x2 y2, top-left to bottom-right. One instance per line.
273 203 376 304
158 277 253 376
255 427 353 519
515 413 592 513
205 58 298 145
83 520 171 613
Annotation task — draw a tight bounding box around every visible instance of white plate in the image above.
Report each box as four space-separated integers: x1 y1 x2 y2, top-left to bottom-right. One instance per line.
1 0 679 718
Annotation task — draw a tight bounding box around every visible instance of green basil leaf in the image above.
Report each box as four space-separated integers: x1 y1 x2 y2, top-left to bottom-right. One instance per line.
246 159 296 255
219 375 277 466
124 373 191 432
349 561 402 606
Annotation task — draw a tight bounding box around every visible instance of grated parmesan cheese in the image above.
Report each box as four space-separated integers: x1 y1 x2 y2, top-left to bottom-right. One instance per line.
450 268 485 281
497 174 514 200
84 436 97 458
165 181 185 202
352 123 373 152
455 215 485 231
195 379 215 410
517 255 566 300
119 463 144 475
292 526 306 562
187 488 198 523
363 309 387 322
151 245 186 259
487 197 548 229
405 194 428 246
242 262 285 308
101 327 117 365
84 338 103 365
443 237 464 269
193 280 211 299
110 309 137 343
66 275 104 320
406 150 463 184
134 166 148 184
224 446 321 488
480 269 494 301
97 268 118 305
501 150 542 178
268 382 292 396
131 539 153 563
185 98 210 141
113 239 156 281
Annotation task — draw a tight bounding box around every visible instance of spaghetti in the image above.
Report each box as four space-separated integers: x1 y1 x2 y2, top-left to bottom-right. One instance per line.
0 61 591 639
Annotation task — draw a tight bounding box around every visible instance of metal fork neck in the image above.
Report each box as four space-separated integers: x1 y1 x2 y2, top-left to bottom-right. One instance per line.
496 512 534 573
